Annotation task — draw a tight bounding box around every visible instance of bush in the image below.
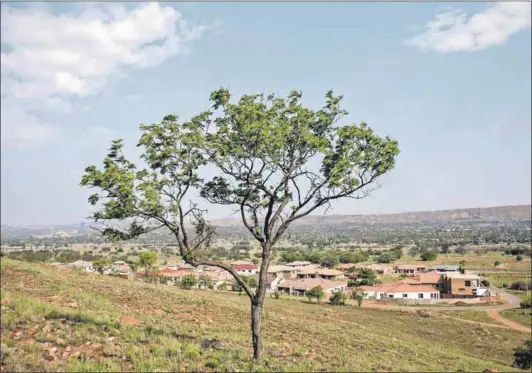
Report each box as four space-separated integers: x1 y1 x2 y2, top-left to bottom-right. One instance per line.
512 340 531 369
420 249 438 261
509 281 531 291
520 298 531 309
180 275 198 289
516 255 523 261
329 291 347 306
204 358 220 369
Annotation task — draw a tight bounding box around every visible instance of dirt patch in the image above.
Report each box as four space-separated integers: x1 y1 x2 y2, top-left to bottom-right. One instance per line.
121 316 140 326
487 310 531 333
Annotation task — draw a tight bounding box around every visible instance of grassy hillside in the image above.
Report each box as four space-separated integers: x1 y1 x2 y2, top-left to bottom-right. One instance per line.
1 259 529 372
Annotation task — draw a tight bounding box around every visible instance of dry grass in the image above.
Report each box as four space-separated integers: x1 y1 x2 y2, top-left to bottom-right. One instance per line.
0 258 529 372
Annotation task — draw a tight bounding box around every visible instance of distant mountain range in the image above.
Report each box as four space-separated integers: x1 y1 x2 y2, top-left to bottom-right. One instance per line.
207 205 532 227
1 205 530 234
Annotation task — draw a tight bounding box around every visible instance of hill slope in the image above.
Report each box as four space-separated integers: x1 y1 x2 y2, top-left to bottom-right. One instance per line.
0 259 528 372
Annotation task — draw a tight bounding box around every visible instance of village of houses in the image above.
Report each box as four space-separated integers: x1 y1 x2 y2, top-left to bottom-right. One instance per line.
51 259 494 305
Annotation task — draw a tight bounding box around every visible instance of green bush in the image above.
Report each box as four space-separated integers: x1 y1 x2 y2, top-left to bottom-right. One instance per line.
329 291 347 306
512 340 531 369
183 343 201 359
204 358 220 369
520 298 531 309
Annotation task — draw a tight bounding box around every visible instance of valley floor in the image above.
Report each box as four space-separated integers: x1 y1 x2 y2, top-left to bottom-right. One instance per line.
0 258 530 372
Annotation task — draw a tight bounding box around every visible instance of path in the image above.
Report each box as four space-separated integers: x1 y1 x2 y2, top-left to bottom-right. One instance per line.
487 310 531 333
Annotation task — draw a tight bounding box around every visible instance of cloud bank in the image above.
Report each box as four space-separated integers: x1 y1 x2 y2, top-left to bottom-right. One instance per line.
405 2 531 53
1 3 211 149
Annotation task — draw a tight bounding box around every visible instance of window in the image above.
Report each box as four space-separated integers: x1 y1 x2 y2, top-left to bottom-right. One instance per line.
458 288 465 292
403 294 408 298
418 293 424 299
465 280 471 287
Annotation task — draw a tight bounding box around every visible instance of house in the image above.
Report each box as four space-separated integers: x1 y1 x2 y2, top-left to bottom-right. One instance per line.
67 260 94 272
395 264 427 275
297 268 345 281
231 260 254 266
336 263 357 272
266 265 297 279
159 268 194 285
360 282 440 300
232 264 258 275
266 275 283 293
403 272 443 290
284 261 312 269
357 263 394 275
440 273 490 298
114 263 133 277
428 265 460 272
201 270 234 289
277 278 348 296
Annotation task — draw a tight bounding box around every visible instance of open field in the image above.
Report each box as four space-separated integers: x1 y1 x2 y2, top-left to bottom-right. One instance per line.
1 259 530 372
500 309 532 328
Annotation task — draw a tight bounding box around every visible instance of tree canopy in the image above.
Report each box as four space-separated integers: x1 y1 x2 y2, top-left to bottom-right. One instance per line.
80 88 399 360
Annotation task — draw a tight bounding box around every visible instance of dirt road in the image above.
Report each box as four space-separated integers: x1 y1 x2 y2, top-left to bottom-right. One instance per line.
487 310 531 333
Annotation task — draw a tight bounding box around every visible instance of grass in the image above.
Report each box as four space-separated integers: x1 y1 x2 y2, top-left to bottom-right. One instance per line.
1 258 530 372
500 309 532 328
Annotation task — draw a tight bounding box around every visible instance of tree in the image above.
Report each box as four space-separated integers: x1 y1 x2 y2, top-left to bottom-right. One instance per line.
440 243 450 254
198 274 214 290
80 88 399 360
329 291 347 305
512 340 532 369
139 251 157 275
350 287 364 307
455 245 467 256
180 274 198 289
408 246 420 258
516 255 523 262
305 286 325 304
93 258 112 274
458 260 466 274
357 269 380 286
494 260 501 267
420 249 438 261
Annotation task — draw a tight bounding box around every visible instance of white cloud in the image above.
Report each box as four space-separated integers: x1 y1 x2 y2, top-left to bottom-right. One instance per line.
1 3 211 149
405 2 531 53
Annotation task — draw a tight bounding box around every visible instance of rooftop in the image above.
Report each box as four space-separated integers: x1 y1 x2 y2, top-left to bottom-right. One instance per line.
278 278 347 291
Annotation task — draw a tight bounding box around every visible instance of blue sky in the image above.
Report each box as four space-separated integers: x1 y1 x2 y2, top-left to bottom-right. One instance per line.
1 2 530 225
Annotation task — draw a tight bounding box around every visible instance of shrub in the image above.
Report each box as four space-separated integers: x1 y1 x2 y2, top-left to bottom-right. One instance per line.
305 286 324 304
420 249 438 261
520 298 531 309
512 340 531 370
183 343 201 359
180 275 198 289
516 255 523 262
204 358 220 369
329 291 347 306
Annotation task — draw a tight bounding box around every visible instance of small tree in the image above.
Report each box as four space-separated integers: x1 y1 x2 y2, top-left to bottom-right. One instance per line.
329 291 347 305
440 243 450 254
458 260 466 274
305 286 325 304
408 246 420 258
494 260 501 267
181 274 198 289
512 340 531 369
80 88 399 361
455 245 467 256
93 258 112 274
350 287 365 307
358 269 380 286
198 274 214 290
420 249 438 261
139 251 157 276
516 255 523 262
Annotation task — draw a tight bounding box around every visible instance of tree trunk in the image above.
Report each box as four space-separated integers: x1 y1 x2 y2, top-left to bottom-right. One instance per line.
251 302 263 360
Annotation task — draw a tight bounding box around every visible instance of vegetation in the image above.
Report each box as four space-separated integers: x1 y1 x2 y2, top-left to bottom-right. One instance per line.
80 88 399 360
180 275 198 290
1 259 529 372
305 286 325 304
139 251 157 275
92 258 112 274
357 269 380 286
512 340 531 370
329 291 347 306
420 249 438 261
350 287 364 307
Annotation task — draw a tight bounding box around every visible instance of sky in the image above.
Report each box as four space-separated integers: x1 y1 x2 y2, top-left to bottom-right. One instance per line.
1 2 531 226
